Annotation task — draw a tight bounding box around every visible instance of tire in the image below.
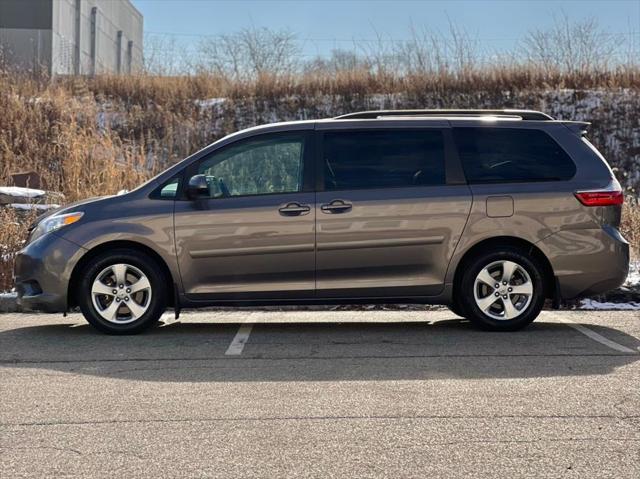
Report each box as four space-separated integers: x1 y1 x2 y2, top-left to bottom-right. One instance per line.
77 249 167 334
458 247 545 331
447 301 466 318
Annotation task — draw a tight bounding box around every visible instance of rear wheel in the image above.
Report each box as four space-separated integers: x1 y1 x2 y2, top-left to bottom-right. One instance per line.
78 249 167 334
458 248 545 331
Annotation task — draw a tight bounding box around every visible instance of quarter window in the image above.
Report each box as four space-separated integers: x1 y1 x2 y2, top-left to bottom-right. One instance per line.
197 135 305 198
323 130 446 191
159 177 180 198
454 128 576 183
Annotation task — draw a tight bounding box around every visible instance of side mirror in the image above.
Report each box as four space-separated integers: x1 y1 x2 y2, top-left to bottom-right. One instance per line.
186 174 209 199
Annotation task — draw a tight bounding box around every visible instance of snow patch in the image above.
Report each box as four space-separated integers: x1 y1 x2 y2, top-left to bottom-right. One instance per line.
625 261 640 287
0 186 45 198
7 203 59 211
579 299 640 310
195 97 227 108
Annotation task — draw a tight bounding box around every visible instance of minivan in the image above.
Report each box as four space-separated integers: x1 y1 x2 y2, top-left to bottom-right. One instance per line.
14 109 630 334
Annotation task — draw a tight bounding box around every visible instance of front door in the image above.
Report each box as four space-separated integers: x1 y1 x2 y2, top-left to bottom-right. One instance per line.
315 127 472 298
174 131 315 301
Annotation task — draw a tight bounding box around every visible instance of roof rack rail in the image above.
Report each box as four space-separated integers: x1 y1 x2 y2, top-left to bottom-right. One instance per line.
334 109 554 121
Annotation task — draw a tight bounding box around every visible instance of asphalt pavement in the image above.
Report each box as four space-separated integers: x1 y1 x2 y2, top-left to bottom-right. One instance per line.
0 309 639 478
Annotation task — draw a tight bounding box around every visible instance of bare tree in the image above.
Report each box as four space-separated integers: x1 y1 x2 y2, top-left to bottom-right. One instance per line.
522 13 620 74
304 49 370 75
143 34 192 75
447 21 478 74
360 21 479 77
392 25 445 75
196 26 300 80
355 27 402 76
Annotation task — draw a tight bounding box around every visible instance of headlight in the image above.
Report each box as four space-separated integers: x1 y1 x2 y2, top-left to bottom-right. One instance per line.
31 212 84 242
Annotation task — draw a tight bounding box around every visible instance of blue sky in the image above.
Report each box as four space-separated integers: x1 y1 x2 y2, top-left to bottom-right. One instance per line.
132 0 640 59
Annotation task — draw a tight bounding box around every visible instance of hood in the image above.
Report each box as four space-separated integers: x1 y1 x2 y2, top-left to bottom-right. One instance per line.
29 195 112 229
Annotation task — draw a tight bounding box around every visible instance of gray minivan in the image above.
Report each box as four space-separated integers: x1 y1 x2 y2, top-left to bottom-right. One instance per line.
14 109 629 334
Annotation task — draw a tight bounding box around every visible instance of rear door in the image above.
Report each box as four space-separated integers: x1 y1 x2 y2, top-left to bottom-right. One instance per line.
173 130 316 301
315 123 472 298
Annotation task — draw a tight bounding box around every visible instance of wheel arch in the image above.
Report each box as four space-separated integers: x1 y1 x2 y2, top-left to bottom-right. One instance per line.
452 236 555 301
68 240 176 308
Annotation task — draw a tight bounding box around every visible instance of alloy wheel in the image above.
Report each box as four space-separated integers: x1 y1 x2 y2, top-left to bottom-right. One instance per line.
473 260 534 320
90 263 152 324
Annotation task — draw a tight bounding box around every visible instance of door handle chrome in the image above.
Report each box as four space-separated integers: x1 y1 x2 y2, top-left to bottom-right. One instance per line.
278 202 311 216
321 199 352 214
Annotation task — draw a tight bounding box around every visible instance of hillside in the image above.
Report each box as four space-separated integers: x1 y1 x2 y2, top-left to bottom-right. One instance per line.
1 72 640 199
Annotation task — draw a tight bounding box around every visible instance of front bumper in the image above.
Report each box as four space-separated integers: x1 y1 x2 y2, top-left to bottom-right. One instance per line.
14 233 86 312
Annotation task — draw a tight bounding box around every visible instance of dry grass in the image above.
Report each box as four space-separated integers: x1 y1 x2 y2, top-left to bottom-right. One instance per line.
0 74 153 202
84 66 640 103
622 201 640 258
0 208 37 292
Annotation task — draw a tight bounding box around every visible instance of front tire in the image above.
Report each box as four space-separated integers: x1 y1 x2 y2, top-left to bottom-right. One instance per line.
458 248 545 331
78 249 167 334
447 301 466 318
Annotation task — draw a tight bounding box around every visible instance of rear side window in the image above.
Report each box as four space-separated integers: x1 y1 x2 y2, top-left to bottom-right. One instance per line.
323 130 446 191
454 128 576 183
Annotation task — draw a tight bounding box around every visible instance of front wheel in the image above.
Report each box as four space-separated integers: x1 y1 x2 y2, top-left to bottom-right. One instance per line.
447 301 466 318
77 249 167 334
458 248 546 331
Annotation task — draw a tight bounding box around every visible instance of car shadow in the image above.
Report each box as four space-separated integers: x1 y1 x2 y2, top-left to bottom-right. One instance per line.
1 316 638 382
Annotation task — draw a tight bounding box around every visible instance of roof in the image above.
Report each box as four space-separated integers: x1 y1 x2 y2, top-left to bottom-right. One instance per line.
196 110 587 147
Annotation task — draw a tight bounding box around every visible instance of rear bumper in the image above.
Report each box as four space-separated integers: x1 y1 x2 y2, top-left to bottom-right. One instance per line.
538 226 629 300
14 233 85 313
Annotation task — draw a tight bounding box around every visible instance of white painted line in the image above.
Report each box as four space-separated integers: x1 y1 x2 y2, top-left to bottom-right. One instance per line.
553 315 637 354
225 323 254 356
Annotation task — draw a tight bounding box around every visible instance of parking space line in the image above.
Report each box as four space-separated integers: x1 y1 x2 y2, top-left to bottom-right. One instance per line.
225 323 254 355
553 315 637 354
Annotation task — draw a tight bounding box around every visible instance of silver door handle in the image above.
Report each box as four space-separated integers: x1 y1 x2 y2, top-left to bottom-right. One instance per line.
321 199 352 214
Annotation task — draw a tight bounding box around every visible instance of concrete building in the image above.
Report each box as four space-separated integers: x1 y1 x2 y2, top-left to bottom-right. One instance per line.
0 0 143 75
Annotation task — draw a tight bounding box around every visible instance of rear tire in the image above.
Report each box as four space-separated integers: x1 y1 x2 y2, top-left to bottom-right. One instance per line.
458 247 545 331
77 249 167 335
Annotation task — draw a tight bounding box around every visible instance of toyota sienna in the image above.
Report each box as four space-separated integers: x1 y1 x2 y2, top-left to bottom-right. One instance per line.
14 109 630 334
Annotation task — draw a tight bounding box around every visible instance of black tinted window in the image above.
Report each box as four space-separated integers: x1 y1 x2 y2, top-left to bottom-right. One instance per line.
323 130 446 190
454 128 575 183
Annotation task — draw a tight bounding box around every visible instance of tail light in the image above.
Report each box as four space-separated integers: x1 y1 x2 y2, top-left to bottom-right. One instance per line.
575 186 624 206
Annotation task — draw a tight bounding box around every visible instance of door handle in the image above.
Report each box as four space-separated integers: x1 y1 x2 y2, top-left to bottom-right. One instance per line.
321 199 352 214
278 202 311 216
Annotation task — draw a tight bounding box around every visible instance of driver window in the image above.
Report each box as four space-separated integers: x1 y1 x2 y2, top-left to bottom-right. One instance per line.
197 134 305 198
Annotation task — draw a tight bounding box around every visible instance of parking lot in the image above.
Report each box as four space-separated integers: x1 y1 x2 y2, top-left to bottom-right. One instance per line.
0 309 639 478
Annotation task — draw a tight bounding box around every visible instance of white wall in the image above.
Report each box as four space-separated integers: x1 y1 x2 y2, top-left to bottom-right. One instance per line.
51 0 143 75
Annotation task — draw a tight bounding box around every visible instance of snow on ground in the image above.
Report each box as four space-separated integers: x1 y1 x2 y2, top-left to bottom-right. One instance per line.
194 97 227 108
7 203 58 211
0 186 45 198
625 261 640 287
580 299 640 310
